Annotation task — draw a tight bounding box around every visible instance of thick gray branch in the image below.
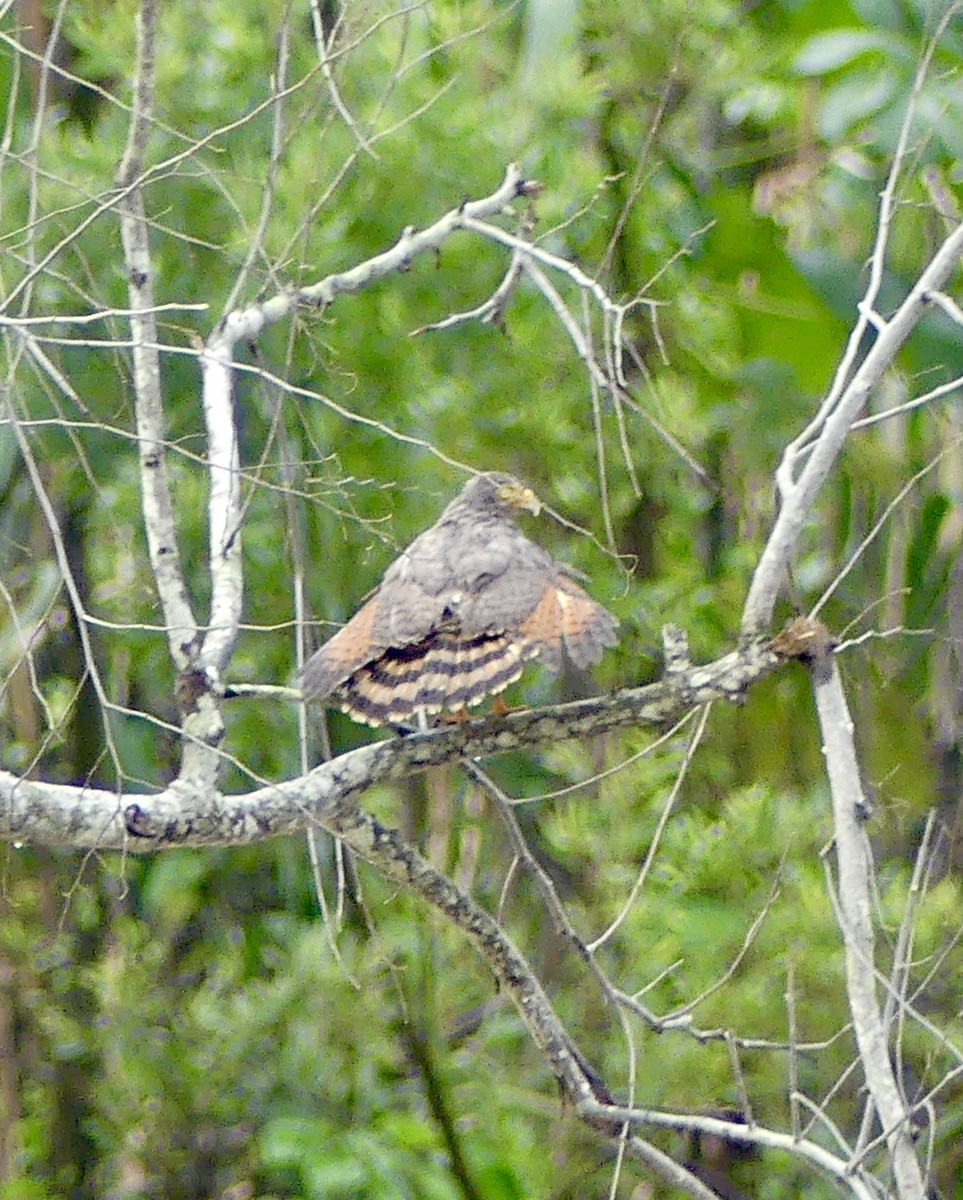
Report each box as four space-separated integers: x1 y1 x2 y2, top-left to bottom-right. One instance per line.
0 637 778 851
198 338 244 677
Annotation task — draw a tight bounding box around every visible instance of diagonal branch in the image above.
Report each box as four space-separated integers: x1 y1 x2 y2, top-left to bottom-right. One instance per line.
208 162 539 354
226 763 724 1200
0 635 780 852
741 216 963 636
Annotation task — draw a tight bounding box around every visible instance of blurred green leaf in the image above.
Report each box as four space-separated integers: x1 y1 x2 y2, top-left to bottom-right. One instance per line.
794 28 892 74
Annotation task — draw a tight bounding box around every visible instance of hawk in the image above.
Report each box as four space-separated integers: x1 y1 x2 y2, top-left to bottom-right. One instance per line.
301 472 618 727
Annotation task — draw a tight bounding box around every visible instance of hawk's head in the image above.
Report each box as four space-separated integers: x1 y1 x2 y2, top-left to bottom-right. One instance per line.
457 472 541 519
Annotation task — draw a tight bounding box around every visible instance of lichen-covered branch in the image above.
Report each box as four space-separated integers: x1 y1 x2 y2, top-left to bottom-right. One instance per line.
115 0 199 673
0 635 779 851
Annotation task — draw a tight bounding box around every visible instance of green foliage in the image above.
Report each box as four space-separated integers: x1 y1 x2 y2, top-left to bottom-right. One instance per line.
3 0 963 1196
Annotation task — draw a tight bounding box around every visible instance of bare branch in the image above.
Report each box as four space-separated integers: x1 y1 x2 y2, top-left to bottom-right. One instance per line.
741 3 963 636
520 257 710 484
811 447 952 619
809 646 926 1200
0 637 779 851
741 217 963 635
309 0 378 160
202 164 538 374
579 1099 880 1199
410 206 534 335
4 389 124 777
220 12 292 316
115 0 199 674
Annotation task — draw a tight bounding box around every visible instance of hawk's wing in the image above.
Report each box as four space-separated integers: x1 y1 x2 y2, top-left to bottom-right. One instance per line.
300 594 383 700
515 570 619 670
458 530 618 669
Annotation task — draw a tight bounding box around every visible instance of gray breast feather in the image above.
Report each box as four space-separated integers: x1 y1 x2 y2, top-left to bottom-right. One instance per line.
460 567 546 636
459 534 555 636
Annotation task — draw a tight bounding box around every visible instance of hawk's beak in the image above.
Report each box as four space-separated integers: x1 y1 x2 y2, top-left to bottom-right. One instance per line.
500 482 541 516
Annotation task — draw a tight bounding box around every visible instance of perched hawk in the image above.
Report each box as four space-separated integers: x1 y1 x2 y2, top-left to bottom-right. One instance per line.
301 472 618 727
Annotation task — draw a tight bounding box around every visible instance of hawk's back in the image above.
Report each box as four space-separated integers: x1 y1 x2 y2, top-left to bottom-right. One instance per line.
301 473 617 726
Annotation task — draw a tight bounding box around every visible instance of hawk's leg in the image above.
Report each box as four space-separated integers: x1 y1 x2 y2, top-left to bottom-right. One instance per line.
439 707 471 725
491 694 527 717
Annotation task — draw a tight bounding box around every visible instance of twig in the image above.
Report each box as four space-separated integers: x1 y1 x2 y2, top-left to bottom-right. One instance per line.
309 0 379 160
410 207 534 335
520 257 710 484
464 762 615 1010
786 961 800 1141
658 874 782 1026
3 386 123 778
589 704 711 951
810 446 953 619
221 12 292 315
502 710 699 804
578 1099 880 1199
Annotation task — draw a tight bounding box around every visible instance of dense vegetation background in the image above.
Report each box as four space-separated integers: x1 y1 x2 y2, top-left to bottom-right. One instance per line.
2 0 963 1196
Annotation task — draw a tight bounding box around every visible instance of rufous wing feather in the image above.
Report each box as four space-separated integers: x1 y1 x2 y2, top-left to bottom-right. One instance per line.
516 576 618 671
555 576 619 667
300 598 382 700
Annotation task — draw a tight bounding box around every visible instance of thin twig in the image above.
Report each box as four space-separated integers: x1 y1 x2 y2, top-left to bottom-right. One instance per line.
579 1099 880 1199
589 704 712 951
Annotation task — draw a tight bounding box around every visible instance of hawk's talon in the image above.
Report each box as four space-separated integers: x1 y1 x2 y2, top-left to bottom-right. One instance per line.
439 707 471 725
